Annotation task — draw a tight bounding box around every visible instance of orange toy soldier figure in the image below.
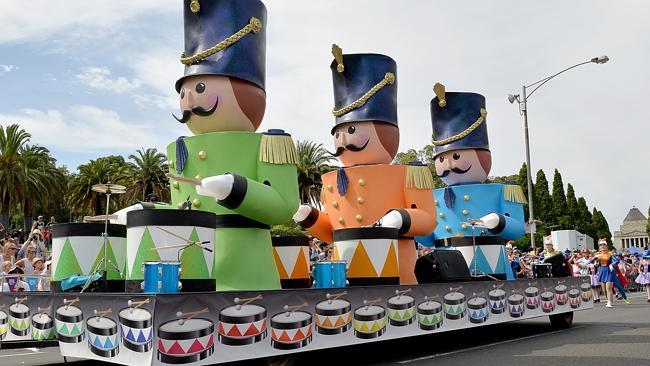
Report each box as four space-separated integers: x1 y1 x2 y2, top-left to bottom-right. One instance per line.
293 45 437 285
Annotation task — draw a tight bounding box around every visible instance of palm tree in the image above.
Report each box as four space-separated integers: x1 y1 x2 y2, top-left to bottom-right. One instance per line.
66 156 129 216
295 140 335 207
18 145 66 229
124 148 170 203
0 124 31 228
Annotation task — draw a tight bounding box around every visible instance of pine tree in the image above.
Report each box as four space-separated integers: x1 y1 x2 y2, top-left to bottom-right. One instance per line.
576 197 593 237
534 170 553 226
592 208 612 248
565 183 579 229
551 169 571 229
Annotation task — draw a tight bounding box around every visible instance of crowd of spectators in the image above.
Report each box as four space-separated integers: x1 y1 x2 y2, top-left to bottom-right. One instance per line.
0 216 54 292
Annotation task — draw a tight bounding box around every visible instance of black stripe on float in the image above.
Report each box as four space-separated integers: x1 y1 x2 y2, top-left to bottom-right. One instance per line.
86 318 118 336
118 309 152 329
333 227 398 241
434 235 505 247
387 298 415 310
270 313 311 330
158 319 214 340
9 308 30 319
218 331 266 346
279 278 311 289
52 223 126 238
271 235 309 247
31 316 53 330
55 307 83 323
123 340 152 353
354 327 385 339
418 322 442 331
353 308 385 322
316 322 351 335
215 214 269 229
389 317 414 327
315 304 351 317
89 346 119 358
127 209 217 228
158 346 213 364
218 309 267 324
271 336 311 350
57 333 84 343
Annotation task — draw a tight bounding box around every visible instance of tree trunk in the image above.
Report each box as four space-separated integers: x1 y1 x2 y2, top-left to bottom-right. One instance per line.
0 212 9 232
23 216 33 233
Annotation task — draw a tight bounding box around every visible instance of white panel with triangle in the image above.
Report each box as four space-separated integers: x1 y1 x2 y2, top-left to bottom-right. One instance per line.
481 245 503 273
126 227 145 277
69 236 104 275
275 246 300 278
195 226 215 276
362 238 394 276
333 240 358 269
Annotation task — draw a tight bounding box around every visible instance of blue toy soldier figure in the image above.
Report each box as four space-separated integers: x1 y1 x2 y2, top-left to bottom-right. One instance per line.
416 83 527 280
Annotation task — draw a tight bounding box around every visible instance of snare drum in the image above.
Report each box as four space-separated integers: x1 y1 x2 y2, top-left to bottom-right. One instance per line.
580 282 592 302
315 299 352 335
467 297 488 324
0 310 7 340
158 318 214 364
142 261 161 293
55 304 85 343
541 291 555 313
508 294 525 318
9 303 30 336
387 294 415 326
524 286 539 310
416 300 443 331
443 292 466 320
31 313 55 340
569 289 581 309
87 316 119 358
554 284 568 305
161 261 182 294
270 311 313 350
533 263 552 278
118 307 153 352
333 227 399 286
488 288 506 314
353 305 387 339
218 304 267 345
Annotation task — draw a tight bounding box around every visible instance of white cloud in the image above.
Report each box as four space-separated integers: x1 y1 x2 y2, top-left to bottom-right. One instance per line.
133 94 177 110
0 106 167 153
0 64 17 74
77 67 141 93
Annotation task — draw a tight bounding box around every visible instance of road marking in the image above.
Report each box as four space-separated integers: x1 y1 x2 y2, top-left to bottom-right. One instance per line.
397 325 585 364
0 352 39 358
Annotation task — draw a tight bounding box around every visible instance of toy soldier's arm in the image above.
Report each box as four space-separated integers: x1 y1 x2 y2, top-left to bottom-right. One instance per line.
294 195 334 245
478 184 526 240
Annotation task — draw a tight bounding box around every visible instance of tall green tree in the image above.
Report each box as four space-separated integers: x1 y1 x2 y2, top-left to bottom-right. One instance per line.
551 169 572 229
0 124 31 228
591 208 612 247
394 144 443 188
124 148 170 204
533 170 553 226
517 162 530 221
295 140 335 207
566 183 579 226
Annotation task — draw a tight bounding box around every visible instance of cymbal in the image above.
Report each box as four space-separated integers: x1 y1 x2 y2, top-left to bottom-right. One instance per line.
91 183 127 194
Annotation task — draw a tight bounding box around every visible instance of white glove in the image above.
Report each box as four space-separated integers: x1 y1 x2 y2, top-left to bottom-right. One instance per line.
196 174 234 200
113 203 144 225
609 264 614 272
293 205 312 222
479 213 501 229
378 210 403 229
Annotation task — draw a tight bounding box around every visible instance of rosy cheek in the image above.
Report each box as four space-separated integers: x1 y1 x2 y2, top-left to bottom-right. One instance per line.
459 160 472 170
434 162 445 175
355 132 370 145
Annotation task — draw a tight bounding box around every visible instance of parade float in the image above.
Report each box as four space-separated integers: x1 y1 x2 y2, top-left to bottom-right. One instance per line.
0 1 592 365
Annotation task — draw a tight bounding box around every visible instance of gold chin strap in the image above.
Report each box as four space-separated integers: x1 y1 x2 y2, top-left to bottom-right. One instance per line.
431 108 488 146
332 72 395 117
180 17 263 65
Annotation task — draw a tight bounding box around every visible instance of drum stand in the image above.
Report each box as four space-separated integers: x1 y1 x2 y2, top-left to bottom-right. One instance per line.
465 220 499 281
81 183 124 293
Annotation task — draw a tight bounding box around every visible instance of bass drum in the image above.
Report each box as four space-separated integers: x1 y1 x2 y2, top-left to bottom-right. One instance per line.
118 307 153 352
157 318 214 364
55 304 84 343
443 292 466 320
353 305 387 339
87 316 119 358
270 311 313 350
467 297 488 324
387 294 415 326
9 303 31 337
314 299 352 335
31 313 55 340
218 304 267 346
416 300 443 331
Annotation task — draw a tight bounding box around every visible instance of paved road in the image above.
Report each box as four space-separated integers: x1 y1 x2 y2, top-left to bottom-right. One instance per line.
1 293 648 366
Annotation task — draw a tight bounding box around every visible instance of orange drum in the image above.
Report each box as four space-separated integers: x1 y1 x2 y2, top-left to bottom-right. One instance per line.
271 236 310 289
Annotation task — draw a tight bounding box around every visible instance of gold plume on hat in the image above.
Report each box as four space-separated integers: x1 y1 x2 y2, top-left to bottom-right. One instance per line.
332 44 344 73
433 82 446 107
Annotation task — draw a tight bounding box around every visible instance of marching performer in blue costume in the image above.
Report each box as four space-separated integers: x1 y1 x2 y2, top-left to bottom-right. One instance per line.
416 83 527 280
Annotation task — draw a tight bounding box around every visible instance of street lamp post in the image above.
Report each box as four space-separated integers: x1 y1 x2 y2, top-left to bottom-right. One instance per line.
508 55 609 252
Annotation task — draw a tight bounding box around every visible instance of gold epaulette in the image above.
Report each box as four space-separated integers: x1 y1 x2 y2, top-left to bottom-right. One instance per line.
406 164 434 189
504 184 527 204
259 131 298 165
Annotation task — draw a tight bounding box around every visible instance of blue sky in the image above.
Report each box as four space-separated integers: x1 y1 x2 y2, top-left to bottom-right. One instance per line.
1 0 649 229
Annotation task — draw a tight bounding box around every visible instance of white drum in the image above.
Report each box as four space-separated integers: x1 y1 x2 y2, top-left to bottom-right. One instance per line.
270 310 313 350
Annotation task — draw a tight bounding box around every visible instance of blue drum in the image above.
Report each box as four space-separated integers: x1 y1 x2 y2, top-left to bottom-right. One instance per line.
142 261 161 293
313 261 347 289
160 261 181 294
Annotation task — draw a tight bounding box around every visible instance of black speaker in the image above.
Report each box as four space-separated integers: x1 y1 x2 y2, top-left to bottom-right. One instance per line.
544 253 571 278
415 250 471 284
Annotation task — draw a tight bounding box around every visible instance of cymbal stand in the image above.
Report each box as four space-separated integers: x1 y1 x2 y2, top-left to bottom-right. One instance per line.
466 220 499 281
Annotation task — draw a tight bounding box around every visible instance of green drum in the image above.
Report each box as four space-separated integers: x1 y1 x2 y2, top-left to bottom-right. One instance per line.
32 312 56 340
51 223 126 292
126 209 216 292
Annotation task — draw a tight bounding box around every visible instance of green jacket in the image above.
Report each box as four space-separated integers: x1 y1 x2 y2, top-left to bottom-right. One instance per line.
167 131 299 291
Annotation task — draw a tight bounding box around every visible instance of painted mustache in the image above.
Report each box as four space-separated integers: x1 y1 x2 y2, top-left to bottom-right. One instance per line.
327 140 369 157
172 98 219 124
439 165 472 178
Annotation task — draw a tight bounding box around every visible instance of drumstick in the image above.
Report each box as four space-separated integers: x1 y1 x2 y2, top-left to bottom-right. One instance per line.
156 241 212 251
15 296 27 304
450 286 463 293
37 306 51 313
326 291 347 302
176 307 209 325
63 297 80 309
84 215 118 222
128 299 150 310
166 173 201 186
394 288 412 297
492 283 504 289
156 227 194 244
283 302 308 314
424 294 440 303
363 298 382 309
235 294 263 306
94 308 112 320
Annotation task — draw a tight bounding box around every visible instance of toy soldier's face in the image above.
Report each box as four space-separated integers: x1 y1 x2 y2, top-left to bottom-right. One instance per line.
332 121 398 166
434 148 491 185
176 75 266 134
